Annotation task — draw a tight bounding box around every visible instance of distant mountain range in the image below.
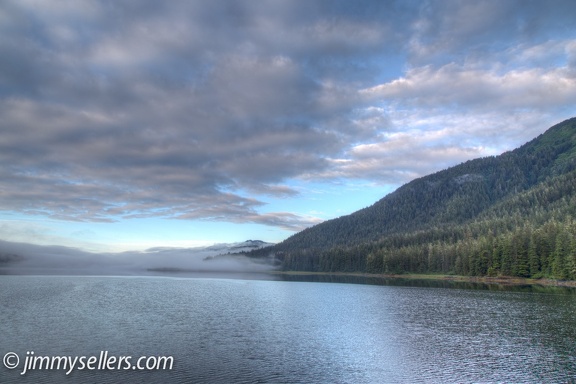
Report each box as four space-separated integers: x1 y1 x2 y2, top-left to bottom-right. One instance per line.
251 118 576 280
0 239 274 275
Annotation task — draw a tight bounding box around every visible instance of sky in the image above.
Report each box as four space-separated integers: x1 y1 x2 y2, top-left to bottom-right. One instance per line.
1 0 575 253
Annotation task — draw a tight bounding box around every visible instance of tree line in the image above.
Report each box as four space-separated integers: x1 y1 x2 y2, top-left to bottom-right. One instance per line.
247 118 576 280
278 168 576 280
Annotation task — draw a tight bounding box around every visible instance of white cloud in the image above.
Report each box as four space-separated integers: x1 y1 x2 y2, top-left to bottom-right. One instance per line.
363 59 576 110
352 38 576 181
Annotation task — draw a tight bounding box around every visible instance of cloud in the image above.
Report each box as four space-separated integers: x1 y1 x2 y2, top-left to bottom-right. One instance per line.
1 0 393 229
407 0 576 64
314 107 573 185
315 129 486 184
363 59 576 111
351 35 576 182
0 0 575 233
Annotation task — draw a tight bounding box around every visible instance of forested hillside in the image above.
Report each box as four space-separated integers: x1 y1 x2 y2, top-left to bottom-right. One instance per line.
251 118 576 280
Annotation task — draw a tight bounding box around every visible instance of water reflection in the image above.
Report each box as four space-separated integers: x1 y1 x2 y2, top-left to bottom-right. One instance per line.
1 275 575 383
3 265 575 294
275 273 576 294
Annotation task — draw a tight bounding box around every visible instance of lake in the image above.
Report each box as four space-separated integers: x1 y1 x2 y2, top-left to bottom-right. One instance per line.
1 274 575 383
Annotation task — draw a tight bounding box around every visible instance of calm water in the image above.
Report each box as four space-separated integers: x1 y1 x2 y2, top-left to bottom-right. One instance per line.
0 275 575 383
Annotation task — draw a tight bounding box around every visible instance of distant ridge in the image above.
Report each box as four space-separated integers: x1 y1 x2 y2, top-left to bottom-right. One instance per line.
251 118 576 280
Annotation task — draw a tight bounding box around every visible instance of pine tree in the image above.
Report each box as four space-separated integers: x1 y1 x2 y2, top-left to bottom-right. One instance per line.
552 231 570 279
500 236 512 276
528 235 540 277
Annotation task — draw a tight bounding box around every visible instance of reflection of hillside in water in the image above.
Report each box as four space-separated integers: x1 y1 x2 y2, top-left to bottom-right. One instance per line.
277 273 576 294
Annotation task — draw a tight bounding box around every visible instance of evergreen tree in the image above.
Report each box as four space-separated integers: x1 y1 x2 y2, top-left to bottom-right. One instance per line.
528 235 540 277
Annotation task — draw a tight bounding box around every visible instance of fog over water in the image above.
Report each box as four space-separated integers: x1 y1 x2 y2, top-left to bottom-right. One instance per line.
0 240 275 275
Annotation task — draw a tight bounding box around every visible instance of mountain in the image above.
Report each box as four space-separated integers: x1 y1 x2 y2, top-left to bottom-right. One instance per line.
251 118 576 279
0 239 274 275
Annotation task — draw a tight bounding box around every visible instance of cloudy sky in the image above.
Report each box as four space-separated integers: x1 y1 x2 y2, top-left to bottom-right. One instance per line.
1 0 575 252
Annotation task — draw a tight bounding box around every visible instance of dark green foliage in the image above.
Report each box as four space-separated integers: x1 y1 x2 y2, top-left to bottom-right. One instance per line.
249 118 576 280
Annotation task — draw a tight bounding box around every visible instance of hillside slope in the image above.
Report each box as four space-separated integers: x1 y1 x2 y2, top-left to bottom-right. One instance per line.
254 118 576 279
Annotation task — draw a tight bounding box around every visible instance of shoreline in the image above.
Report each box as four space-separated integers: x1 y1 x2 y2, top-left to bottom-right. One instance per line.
272 270 576 287
2 267 575 288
